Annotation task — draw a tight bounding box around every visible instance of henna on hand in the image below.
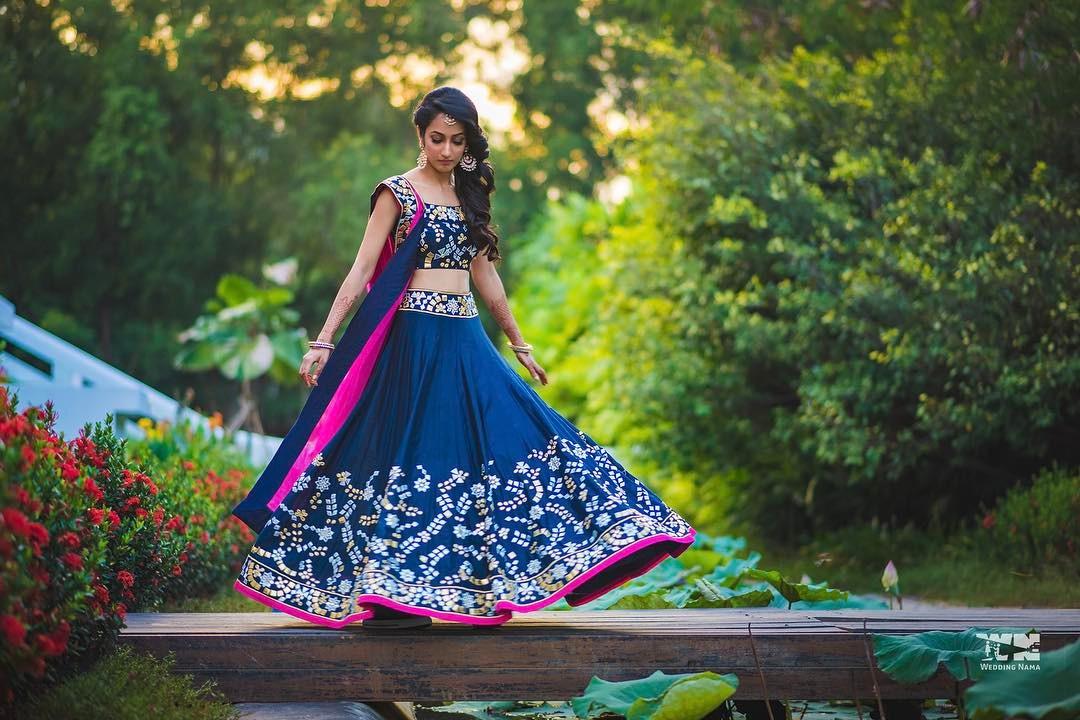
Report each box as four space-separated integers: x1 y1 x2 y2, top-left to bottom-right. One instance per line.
486 293 526 346
317 290 362 343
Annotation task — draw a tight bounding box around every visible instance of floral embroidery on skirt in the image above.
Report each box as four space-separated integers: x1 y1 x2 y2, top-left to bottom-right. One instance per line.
234 291 696 626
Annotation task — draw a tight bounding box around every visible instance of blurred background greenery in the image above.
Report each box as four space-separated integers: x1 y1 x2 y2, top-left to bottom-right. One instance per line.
2 0 1077 571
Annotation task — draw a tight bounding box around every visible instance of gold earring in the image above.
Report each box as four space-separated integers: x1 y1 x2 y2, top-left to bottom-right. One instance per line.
416 146 427 168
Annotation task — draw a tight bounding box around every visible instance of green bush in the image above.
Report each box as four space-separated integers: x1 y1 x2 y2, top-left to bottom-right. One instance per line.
0 382 182 705
71 423 187 615
1 372 256 707
979 466 1080 574
11 645 239 720
124 416 256 600
566 37 1079 545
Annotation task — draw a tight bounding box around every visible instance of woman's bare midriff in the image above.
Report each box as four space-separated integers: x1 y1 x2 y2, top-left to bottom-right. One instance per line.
407 268 471 293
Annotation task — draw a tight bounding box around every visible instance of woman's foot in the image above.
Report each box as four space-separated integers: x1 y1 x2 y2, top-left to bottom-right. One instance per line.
361 602 433 630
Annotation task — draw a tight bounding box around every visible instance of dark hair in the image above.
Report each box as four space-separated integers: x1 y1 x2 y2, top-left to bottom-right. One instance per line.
413 86 501 262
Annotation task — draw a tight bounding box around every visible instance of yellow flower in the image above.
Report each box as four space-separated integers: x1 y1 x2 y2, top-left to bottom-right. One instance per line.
208 411 223 429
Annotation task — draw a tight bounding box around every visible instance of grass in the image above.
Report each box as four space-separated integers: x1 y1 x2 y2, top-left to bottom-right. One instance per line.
746 523 1080 608
12 645 239 720
160 583 271 613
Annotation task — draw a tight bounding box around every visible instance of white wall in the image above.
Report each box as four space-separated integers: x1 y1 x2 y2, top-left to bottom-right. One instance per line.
0 294 280 468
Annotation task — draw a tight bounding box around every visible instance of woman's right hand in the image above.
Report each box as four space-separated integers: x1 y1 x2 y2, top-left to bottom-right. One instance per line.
299 347 331 388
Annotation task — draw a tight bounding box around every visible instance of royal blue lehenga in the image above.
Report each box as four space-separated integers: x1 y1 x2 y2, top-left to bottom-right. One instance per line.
231 175 696 626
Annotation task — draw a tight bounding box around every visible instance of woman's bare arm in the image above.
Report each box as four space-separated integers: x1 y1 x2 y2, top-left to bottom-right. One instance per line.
471 252 548 384
314 189 400 343
470 253 526 345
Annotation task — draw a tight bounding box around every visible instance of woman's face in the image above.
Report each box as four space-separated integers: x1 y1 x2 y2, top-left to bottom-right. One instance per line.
421 113 466 170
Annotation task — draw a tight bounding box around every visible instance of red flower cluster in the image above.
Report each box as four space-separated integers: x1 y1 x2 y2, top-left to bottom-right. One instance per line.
1 507 50 557
120 469 159 495
83 477 104 503
1 390 153 704
1 431 95 699
2 385 257 705
73 434 108 470
0 615 25 646
35 620 71 657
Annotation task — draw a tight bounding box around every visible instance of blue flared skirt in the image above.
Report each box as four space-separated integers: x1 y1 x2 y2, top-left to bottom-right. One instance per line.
234 288 696 626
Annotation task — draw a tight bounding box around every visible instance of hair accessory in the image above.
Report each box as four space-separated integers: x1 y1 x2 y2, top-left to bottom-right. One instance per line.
443 112 457 125
460 150 478 172
416 146 427 168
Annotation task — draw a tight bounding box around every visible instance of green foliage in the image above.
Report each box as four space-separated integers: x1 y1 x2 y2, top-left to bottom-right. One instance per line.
124 416 257 601
0 385 178 704
686 579 774 609
11 645 239 720
276 131 413 297
570 669 738 720
873 629 1080 720
0 382 255 707
507 194 616 423
977 465 1080 574
581 530 883 612
872 627 1020 684
966 639 1080 720
0 0 521 429
175 258 310 432
740 568 849 609
538 12 1080 543
161 584 269 613
176 259 306 384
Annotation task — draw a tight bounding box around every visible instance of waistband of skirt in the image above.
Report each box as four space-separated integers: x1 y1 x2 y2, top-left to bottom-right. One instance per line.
397 288 478 318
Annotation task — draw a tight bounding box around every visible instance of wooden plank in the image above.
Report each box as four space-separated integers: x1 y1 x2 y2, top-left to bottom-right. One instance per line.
122 633 926 671
118 609 1080 703
121 609 832 628
120 612 840 634
147 667 961 703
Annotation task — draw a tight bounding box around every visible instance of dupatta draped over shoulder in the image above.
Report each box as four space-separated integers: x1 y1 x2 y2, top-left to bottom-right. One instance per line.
232 175 428 534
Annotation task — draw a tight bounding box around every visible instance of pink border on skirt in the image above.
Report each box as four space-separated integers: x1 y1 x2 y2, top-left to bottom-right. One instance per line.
269 290 407 510
234 526 697 628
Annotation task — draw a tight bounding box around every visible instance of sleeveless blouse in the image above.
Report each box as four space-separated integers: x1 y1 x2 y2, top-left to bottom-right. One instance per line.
375 175 480 271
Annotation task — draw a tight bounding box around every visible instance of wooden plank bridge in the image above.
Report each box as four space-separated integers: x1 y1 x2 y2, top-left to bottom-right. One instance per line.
118 608 1080 705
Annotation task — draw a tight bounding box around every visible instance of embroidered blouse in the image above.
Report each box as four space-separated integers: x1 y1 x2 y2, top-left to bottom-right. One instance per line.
375 175 480 271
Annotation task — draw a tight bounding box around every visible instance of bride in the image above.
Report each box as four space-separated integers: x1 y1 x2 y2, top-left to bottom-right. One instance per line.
231 85 696 630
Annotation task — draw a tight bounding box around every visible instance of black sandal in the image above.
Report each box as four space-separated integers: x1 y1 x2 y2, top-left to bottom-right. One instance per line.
361 603 433 630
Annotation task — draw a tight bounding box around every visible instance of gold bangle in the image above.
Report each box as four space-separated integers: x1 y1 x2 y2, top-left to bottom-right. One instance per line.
507 341 533 353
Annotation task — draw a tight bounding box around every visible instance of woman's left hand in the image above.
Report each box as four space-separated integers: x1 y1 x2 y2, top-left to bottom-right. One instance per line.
516 351 548 385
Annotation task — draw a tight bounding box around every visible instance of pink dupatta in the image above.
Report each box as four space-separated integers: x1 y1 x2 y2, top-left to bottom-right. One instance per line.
233 175 427 533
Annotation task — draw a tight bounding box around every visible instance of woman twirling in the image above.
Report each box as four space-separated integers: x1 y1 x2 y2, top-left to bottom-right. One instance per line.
231 86 696 629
